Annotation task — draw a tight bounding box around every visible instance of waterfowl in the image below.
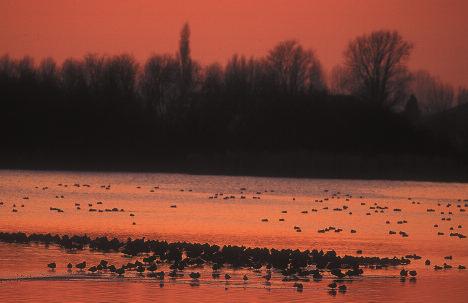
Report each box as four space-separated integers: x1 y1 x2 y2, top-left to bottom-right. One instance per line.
212 272 221 278
312 271 323 280
99 260 108 269
76 261 86 270
116 267 125 276
147 264 157 272
47 262 56 269
330 269 345 278
294 282 303 291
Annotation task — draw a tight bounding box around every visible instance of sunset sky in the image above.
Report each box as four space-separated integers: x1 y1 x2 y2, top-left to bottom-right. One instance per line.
1 0 467 87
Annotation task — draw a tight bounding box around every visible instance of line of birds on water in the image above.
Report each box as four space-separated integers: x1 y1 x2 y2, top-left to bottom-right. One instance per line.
45 258 352 293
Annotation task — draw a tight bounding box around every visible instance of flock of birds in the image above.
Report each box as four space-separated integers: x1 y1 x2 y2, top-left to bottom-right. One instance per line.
0 179 467 294
43 259 352 293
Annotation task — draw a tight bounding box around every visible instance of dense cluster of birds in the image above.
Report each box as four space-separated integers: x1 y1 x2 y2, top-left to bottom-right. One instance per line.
0 232 413 270
0 231 462 293
0 231 432 293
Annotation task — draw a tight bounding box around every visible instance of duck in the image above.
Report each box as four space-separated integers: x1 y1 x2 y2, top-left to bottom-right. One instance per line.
116 267 125 276
294 282 303 291
147 264 158 272
76 261 86 270
328 282 337 289
47 262 56 270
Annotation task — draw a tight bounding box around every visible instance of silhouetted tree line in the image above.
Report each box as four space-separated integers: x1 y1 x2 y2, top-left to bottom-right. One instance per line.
0 25 467 173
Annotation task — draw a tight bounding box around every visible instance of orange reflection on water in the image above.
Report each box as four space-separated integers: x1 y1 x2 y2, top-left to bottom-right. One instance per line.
0 170 467 302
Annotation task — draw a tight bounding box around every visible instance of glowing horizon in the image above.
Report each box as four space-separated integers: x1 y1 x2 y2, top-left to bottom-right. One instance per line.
1 0 467 87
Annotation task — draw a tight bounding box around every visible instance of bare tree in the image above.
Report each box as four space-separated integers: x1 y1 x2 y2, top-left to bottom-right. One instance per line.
0 55 17 82
307 58 326 93
38 57 58 84
16 56 36 84
102 54 139 104
202 63 224 96
266 40 324 95
139 54 179 116
60 58 85 96
411 70 454 115
82 53 106 97
37 58 59 102
224 54 251 96
342 30 413 108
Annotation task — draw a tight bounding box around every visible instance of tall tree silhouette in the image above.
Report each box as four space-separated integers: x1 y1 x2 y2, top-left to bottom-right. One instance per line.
178 22 194 100
341 30 413 108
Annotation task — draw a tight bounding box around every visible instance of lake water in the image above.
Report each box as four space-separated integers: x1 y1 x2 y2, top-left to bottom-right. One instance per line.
0 169 467 302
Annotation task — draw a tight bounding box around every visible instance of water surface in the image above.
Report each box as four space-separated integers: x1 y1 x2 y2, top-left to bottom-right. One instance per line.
0 170 467 302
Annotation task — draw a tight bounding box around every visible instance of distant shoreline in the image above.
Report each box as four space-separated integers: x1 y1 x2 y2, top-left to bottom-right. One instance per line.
1 151 467 183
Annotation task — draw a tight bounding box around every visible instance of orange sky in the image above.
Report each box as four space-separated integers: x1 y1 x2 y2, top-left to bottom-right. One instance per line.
1 0 467 87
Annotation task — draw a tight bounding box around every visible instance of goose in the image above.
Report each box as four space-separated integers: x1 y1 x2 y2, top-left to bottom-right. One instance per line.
47 262 56 269
76 261 86 270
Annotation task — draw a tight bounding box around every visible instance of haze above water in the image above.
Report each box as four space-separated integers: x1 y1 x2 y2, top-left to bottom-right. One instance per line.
0 170 467 302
